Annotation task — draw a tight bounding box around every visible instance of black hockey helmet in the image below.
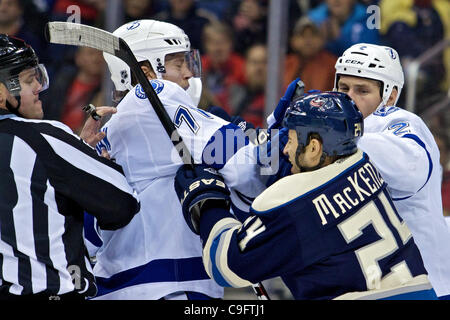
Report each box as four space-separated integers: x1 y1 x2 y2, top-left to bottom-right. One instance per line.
0 34 49 116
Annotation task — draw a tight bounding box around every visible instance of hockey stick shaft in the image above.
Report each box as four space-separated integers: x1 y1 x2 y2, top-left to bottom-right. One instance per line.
45 21 270 300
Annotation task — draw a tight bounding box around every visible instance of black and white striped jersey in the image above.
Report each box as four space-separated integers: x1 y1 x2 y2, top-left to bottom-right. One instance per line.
0 111 140 298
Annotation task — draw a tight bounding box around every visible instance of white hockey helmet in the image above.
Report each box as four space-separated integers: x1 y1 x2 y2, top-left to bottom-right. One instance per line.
103 19 202 104
334 43 404 109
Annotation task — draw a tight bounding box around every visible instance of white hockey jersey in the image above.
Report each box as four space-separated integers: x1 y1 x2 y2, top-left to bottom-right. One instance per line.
89 79 266 299
357 106 450 297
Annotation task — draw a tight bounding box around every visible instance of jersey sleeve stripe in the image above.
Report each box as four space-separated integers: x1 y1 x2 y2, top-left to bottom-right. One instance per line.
202 217 252 288
392 134 432 201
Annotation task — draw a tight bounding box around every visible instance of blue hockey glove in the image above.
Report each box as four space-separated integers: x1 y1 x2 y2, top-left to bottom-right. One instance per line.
269 78 305 130
174 164 231 234
206 105 231 121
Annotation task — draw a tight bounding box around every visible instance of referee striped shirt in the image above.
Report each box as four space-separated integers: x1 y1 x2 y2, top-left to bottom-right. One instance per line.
0 111 140 298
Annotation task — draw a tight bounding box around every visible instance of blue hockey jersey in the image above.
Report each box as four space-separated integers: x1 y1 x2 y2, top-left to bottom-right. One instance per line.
199 150 430 299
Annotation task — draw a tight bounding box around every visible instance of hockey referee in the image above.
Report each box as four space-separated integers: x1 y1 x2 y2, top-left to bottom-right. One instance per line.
0 34 140 300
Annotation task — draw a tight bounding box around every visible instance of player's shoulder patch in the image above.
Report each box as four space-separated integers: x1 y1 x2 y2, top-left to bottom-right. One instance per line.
134 80 165 99
150 79 165 94
373 106 399 117
135 84 146 99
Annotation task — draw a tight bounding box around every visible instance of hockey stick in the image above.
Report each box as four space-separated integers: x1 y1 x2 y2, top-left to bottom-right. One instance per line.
45 21 270 301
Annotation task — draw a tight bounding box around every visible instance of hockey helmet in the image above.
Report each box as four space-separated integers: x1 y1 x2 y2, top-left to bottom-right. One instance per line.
103 20 202 104
0 34 49 97
334 43 404 109
283 91 363 157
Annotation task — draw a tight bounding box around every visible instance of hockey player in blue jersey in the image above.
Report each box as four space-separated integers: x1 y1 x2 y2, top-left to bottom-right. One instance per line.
174 91 437 300
267 43 450 299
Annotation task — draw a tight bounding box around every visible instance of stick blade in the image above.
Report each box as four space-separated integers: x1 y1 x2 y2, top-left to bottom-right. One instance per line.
45 21 119 55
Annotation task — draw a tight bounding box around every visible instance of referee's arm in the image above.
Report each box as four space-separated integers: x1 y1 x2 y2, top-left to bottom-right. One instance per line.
40 126 140 230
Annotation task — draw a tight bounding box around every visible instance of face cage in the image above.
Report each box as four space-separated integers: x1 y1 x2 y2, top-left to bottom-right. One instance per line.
3 64 49 97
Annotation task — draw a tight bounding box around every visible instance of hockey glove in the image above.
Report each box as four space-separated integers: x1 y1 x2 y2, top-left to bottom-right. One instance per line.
206 105 231 122
268 78 305 130
174 164 231 235
257 127 292 187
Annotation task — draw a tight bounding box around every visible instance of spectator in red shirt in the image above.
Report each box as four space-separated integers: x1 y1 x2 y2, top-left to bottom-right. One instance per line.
201 21 245 114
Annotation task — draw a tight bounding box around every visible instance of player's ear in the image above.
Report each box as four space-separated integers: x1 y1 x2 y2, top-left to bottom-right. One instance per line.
309 138 323 159
387 87 398 106
141 65 156 80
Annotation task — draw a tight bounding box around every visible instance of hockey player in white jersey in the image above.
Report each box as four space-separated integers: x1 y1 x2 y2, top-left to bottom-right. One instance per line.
268 43 450 299
85 20 267 300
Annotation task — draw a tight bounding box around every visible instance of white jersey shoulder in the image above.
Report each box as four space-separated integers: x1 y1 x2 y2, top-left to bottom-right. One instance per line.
365 106 429 137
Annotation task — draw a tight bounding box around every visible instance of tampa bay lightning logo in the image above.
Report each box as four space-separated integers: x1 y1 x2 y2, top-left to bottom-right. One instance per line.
135 80 165 99
126 21 140 30
150 80 165 94
385 48 396 60
135 84 146 99
373 106 399 117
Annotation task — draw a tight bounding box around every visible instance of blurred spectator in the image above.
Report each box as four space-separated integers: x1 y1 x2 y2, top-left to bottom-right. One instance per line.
153 0 217 52
433 130 450 217
49 0 106 75
308 0 379 57
123 0 161 23
201 21 246 115
42 47 105 134
0 0 49 65
284 16 337 92
228 43 268 128
51 0 105 26
225 0 268 55
196 0 233 20
379 0 450 109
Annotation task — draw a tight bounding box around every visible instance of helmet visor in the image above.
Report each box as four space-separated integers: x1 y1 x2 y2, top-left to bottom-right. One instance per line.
4 64 49 96
184 49 202 78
